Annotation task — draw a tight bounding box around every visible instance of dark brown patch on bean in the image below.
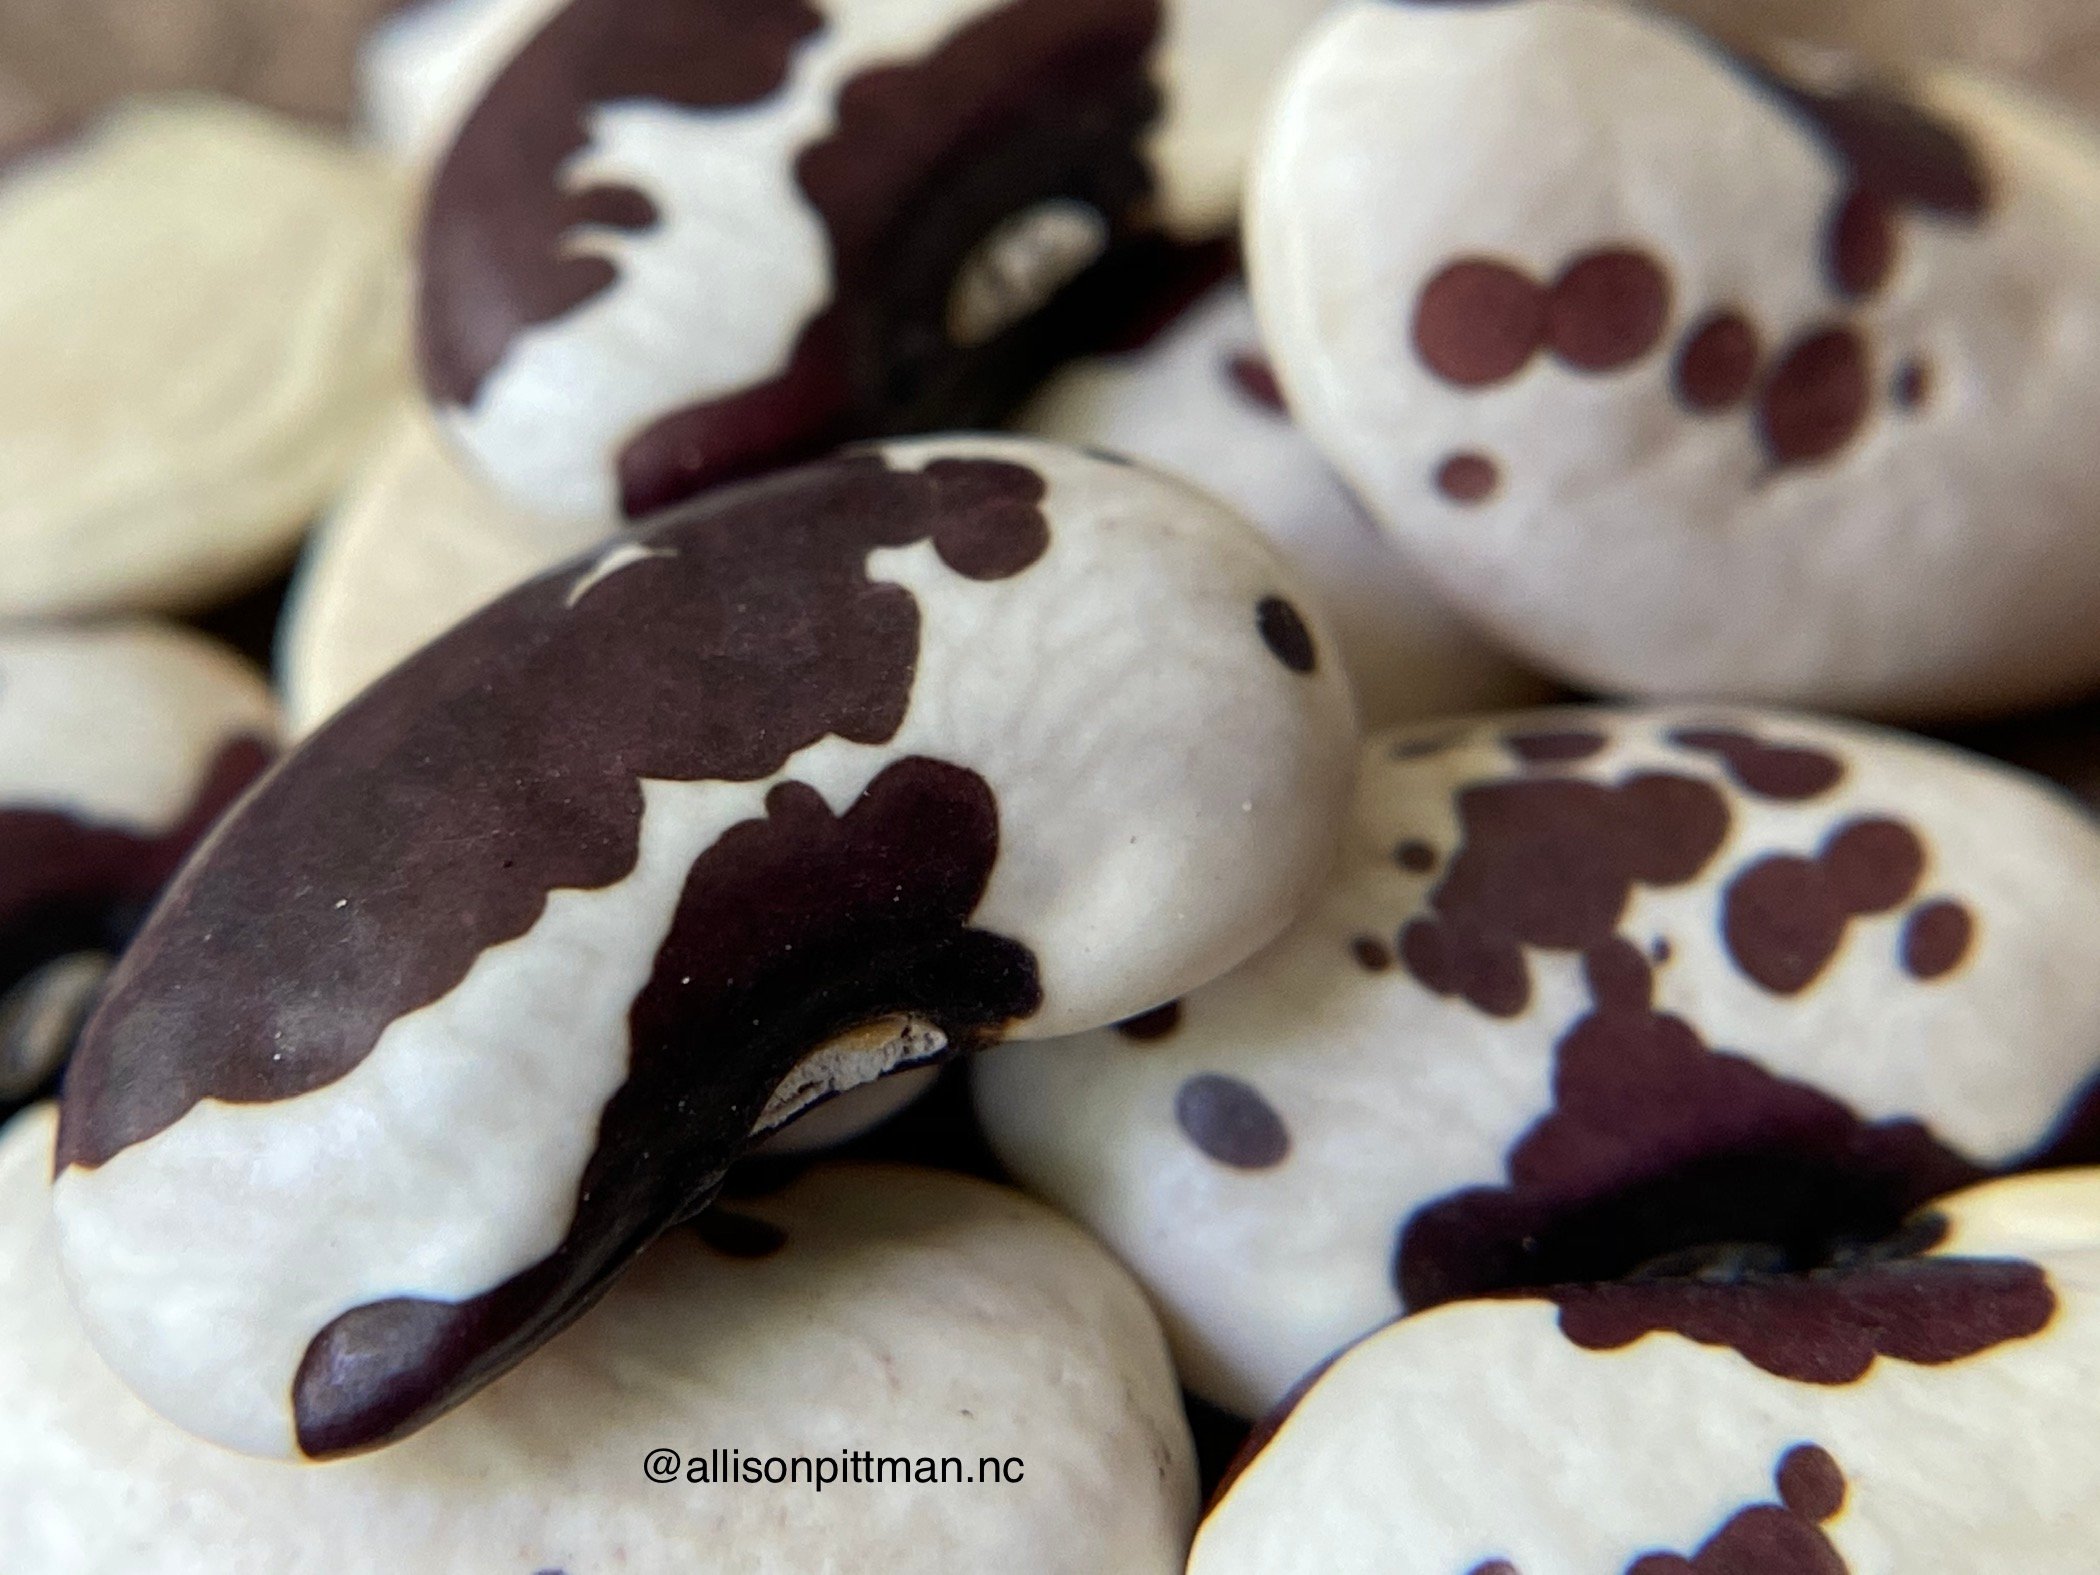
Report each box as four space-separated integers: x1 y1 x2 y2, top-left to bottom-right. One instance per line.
1733 52 1993 218
1667 727 1845 801
1175 1073 1291 1169
1257 596 1318 675
613 0 1168 514
565 184 662 235
424 0 1169 514
1674 312 1761 413
1116 1001 1184 1042
1394 839 1439 874
914 458 1053 579
1758 327 1872 469
1893 359 1933 409
1396 939 1993 1313
1351 935 1393 972
0 736 273 1001
1227 351 1288 414
1626 1445 1851 1574
1722 819 1926 995
1504 729 1608 766
1550 1249 2052 1383
418 0 824 407
1436 452 1501 504
59 454 1055 1179
1412 259 1547 388
1828 190 1897 299
291 753 1041 1456
692 1209 788 1259
1383 735 2069 1369
1901 900 1974 981
1401 919 1530 1018
1397 773 1730 1019
1545 249 1671 373
70 458 1061 1459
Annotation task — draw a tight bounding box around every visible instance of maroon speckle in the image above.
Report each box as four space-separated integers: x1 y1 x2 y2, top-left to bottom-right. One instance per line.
1227 351 1288 414
1668 728 1846 801
1674 312 1762 413
1116 1001 1184 1042
1352 936 1393 971
1413 259 1548 387
1893 359 1933 409
1722 819 1927 996
1901 900 1974 981
1546 249 1672 373
1821 820 1927 914
1257 596 1319 675
1586 936 1653 1010
1437 452 1501 504
1394 839 1439 874
1759 327 1872 469
1398 772 1731 1019
1176 1074 1291 1169
1777 1445 1848 1523
1652 936 1673 964
1504 730 1609 766
1828 190 1898 299
1470 1564 1520 1575
692 1210 788 1259
1627 1444 1852 1574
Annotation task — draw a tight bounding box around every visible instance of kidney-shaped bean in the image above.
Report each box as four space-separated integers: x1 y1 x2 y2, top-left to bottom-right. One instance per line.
51 434 1357 1460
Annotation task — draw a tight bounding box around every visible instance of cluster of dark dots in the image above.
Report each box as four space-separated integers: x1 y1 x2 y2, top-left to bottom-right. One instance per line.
1467 1442 1851 1575
1408 183 1940 506
1724 814 1977 993
1119 716 1975 1187
1358 722 1977 993
1411 247 1672 504
1352 836 1445 975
